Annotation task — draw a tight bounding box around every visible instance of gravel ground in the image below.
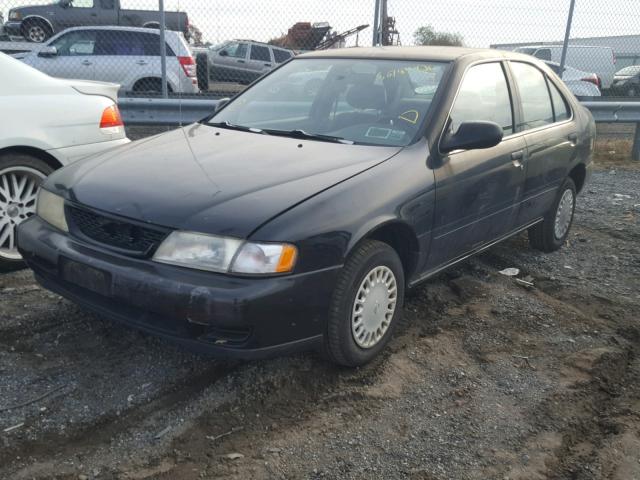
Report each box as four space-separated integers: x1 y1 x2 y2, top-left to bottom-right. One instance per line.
0 162 639 480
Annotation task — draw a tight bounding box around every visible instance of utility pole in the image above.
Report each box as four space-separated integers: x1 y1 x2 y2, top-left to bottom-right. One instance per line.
159 0 168 98
372 0 381 46
559 0 576 79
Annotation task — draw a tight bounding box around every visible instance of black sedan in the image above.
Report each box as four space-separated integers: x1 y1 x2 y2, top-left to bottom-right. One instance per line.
611 65 640 97
18 47 595 366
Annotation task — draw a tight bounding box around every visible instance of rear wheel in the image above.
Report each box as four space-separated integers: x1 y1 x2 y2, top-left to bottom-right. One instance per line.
324 240 405 367
0 154 53 272
132 78 173 95
528 177 576 253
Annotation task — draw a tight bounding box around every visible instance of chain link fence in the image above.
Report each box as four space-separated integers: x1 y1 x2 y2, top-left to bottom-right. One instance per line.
1 0 639 99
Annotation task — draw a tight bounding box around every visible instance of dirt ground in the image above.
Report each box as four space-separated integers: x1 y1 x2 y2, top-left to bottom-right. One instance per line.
1 142 639 479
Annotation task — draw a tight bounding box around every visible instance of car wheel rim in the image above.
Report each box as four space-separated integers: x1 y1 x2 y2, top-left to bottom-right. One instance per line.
351 265 397 349
554 188 574 240
0 167 45 260
28 26 46 42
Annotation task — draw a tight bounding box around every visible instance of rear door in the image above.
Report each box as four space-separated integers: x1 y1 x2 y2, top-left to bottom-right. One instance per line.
32 29 96 80
247 44 274 80
509 61 578 226
428 61 527 268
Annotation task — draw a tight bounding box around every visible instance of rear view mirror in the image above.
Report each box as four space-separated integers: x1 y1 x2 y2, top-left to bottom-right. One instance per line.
38 46 58 58
219 50 228 57
440 121 503 153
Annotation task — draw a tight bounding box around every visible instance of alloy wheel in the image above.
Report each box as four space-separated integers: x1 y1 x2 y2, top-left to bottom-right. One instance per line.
0 167 45 260
27 25 47 43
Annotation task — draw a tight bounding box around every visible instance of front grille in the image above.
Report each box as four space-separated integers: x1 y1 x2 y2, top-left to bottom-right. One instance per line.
67 206 168 255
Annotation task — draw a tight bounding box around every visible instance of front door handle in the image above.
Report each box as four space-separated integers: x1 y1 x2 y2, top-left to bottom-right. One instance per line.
136 60 148 66
264 63 272 67
237 59 245 63
568 133 578 143
511 150 525 169
81 60 92 66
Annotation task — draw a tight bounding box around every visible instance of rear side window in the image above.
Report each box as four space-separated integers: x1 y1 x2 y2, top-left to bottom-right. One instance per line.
273 49 292 63
250 45 271 62
511 62 554 131
534 49 552 61
548 80 571 122
95 31 175 56
450 62 514 135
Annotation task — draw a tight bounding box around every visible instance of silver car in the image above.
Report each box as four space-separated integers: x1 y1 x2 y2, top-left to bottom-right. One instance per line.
19 26 199 94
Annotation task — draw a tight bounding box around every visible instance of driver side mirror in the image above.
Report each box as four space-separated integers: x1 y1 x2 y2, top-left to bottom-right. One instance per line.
440 121 503 153
219 49 228 57
59 0 72 7
38 46 58 58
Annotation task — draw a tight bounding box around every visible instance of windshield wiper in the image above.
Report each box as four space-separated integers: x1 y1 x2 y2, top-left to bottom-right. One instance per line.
263 129 354 145
208 121 265 135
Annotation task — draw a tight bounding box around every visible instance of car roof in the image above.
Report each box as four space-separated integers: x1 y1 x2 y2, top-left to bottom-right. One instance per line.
300 45 533 63
59 25 182 36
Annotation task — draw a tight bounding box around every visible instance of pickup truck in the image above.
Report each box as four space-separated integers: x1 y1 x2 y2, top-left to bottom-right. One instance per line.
4 0 189 43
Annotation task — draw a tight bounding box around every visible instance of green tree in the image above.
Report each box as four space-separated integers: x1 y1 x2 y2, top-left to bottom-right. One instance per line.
413 25 464 47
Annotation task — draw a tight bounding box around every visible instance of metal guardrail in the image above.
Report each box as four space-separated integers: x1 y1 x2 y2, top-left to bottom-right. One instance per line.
119 98 640 160
118 97 220 127
582 101 640 160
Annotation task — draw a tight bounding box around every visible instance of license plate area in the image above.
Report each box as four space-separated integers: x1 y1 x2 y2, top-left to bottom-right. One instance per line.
60 258 112 297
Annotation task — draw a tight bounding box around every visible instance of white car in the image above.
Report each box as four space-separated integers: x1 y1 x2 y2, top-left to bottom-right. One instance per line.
19 26 199 94
544 61 602 97
0 52 129 271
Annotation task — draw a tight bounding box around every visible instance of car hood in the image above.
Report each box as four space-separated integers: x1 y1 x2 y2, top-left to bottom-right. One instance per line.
48 124 402 238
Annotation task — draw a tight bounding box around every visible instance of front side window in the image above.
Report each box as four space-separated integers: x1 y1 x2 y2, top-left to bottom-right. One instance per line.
511 62 554 131
250 45 271 62
50 30 96 56
223 42 247 59
209 58 449 147
450 62 513 135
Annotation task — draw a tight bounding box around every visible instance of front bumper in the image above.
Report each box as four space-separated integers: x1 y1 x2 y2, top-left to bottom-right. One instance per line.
3 21 22 36
18 216 340 359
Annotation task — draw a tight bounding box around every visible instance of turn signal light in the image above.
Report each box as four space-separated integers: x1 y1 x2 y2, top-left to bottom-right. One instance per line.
100 104 124 129
276 245 298 273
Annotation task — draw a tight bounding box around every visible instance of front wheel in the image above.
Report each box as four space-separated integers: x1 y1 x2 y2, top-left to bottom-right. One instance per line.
324 240 405 367
0 154 53 272
528 177 576 253
22 22 52 43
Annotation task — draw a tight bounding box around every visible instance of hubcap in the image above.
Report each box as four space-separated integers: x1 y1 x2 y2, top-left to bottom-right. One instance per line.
28 26 46 42
0 167 45 260
554 188 574 240
351 266 398 349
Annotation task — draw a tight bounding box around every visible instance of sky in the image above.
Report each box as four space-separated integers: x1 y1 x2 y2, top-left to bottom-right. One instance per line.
3 0 639 47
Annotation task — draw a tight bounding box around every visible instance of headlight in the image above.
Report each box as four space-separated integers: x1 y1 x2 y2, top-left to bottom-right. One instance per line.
152 231 297 275
8 10 21 20
36 189 68 232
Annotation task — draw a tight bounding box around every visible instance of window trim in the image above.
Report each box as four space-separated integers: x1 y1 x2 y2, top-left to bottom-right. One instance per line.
51 29 98 57
437 59 516 156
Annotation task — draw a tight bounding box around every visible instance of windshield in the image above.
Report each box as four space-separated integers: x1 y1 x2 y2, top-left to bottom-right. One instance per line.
516 47 538 55
208 58 449 147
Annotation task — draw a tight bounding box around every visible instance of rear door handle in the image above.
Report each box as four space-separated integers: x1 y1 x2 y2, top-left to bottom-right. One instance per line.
568 133 578 143
264 63 272 67
136 60 148 66
237 59 245 63
81 60 92 66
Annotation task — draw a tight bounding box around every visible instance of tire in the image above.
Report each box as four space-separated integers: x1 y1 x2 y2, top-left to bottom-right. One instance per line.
324 240 405 367
627 87 638 98
22 20 52 43
196 53 209 92
132 78 173 95
528 178 576 253
0 153 54 272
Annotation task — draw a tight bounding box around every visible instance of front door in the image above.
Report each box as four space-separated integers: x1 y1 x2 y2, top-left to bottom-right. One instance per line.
58 0 100 30
428 61 526 269
27 29 96 80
